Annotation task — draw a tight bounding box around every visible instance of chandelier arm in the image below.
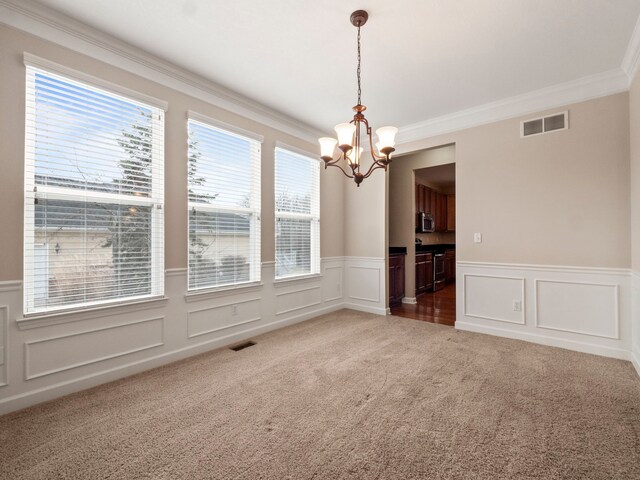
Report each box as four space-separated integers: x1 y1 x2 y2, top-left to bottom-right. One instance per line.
361 157 389 179
362 163 387 178
327 162 355 178
324 156 344 167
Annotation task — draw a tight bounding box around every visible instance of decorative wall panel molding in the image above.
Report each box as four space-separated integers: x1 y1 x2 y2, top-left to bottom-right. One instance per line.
344 257 386 315
187 298 261 338
631 272 640 376
534 279 619 339
463 274 525 325
24 317 164 380
347 267 380 302
322 265 343 302
457 262 632 361
0 306 7 387
275 286 322 316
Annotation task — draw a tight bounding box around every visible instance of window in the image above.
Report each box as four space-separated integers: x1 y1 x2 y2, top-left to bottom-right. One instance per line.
274 146 320 279
187 115 262 290
24 63 165 314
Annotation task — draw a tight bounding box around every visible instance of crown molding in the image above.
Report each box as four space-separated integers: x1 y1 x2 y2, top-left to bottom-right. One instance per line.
396 68 629 147
622 14 640 84
0 0 323 144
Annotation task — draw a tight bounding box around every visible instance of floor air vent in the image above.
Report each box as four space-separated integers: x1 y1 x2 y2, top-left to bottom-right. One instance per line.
230 341 256 351
521 111 568 138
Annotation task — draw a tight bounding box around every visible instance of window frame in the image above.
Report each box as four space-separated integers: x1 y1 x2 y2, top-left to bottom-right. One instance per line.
23 58 166 315
274 144 321 280
186 112 263 292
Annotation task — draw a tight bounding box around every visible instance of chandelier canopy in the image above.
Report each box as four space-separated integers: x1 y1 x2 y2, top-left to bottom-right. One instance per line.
318 10 398 187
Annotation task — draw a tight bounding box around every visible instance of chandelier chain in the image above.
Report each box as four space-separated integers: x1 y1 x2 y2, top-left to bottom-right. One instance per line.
357 25 361 106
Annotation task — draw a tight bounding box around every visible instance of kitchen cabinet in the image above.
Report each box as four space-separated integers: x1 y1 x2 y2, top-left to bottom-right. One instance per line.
415 183 454 233
444 249 456 283
430 190 437 218
446 194 455 232
389 254 406 307
415 252 433 295
439 193 447 231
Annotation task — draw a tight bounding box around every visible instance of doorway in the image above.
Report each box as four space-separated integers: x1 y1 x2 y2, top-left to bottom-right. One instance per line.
387 145 456 326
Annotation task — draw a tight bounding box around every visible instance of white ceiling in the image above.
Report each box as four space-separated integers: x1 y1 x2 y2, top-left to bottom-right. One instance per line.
32 0 640 135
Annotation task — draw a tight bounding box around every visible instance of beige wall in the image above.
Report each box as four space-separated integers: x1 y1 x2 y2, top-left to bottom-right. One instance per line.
630 73 640 273
0 25 344 282
344 171 385 258
380 94 632 275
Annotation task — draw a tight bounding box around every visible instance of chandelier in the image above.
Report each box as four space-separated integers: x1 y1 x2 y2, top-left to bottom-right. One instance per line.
318 10 398 187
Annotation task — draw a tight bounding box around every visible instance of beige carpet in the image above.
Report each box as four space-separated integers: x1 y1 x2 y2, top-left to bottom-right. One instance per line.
1 310 639 480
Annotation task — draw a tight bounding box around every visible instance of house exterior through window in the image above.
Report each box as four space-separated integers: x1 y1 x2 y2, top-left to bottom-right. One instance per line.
23 64 165 314
274 146 320 279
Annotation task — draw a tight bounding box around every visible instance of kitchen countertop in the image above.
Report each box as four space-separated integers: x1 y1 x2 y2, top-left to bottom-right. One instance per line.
389 244 455 256
415 243 456 254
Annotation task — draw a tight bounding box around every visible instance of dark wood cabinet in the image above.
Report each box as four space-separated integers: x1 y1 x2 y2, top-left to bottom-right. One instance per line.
437 193 445 231
415 183 455 233
389 254 406 307
425 187 432 215
430 189 437 217
446 194 455 232
415 252 433 296
444 249 456 283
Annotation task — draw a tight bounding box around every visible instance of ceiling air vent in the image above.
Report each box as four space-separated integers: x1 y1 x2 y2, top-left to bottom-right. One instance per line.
521 111 568 138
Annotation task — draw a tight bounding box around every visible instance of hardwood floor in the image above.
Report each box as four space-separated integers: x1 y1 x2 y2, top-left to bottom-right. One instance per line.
390 282 456 326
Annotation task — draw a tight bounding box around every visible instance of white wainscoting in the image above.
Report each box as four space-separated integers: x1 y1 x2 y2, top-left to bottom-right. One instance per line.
535 280 619 339
0 257 355 414
344 257 387 315
632 272 640 376
24 317 165 380
187 298 261 339
457 262 632 361
463 274 525 324
275 285 322 316
0 305 7 387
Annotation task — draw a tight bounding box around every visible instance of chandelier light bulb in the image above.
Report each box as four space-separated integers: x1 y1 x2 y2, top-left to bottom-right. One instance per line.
334 123 356 150
376 126 398 151
318 137 338 159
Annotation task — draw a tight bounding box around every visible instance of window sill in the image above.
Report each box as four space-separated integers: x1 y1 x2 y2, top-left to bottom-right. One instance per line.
273 273 322 287
184 282 264 303
17 296 169 330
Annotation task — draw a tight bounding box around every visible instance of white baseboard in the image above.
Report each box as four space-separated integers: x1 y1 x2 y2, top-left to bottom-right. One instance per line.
0 303 343 415
456 321 631 361
402 297 417 304
343 303 388 316
631 348 640 377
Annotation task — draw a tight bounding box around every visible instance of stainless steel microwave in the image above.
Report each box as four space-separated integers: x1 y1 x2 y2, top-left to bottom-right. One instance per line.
417 212 435 233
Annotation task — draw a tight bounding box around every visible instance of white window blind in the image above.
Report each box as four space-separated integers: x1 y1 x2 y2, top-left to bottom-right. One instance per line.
187 117 261 290
274 147 320 279
24 65 165 314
